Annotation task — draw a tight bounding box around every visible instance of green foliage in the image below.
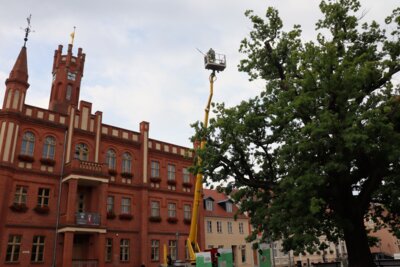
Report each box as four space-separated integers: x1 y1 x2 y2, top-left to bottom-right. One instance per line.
192 0 400 265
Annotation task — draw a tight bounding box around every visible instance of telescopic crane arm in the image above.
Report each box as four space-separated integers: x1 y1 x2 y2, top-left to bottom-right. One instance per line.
187 49 226 264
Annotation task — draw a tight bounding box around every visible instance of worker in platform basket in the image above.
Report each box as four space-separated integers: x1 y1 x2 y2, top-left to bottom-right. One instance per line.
207 48 216 62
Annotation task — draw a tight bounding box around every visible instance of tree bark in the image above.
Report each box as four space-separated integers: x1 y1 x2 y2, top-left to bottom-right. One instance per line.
343 211 375 267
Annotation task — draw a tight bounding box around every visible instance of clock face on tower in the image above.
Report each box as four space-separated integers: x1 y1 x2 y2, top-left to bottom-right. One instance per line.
67 72 76 81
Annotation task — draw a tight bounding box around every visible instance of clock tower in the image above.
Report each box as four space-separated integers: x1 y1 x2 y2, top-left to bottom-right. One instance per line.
48 43 85 114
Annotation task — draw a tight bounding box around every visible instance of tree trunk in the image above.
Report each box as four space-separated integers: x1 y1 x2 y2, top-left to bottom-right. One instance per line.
342 212 375 267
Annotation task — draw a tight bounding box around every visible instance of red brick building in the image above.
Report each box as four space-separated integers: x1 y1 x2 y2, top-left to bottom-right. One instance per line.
0 41 204 266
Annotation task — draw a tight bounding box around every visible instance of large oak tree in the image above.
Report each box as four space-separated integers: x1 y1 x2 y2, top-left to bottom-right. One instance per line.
193 1 400 266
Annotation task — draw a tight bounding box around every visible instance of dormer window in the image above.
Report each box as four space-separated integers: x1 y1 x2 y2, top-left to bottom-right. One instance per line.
67 72 76 81
226 202 232 213
205 199 213 211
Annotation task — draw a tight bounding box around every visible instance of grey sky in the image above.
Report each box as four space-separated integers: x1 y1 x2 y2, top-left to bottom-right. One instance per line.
0 0 398 147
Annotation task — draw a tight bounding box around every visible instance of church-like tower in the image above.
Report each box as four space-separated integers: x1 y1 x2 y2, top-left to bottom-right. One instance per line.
48 44 85 114
2 46 29 112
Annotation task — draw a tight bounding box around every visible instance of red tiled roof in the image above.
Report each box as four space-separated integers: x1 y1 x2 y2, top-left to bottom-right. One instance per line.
203 189 247 219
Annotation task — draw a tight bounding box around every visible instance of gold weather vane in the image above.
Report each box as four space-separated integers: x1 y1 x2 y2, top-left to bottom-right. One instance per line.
23 14 33 47
70 26 76 45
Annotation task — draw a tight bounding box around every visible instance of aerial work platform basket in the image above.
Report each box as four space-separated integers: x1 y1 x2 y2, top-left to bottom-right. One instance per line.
204 48 226 72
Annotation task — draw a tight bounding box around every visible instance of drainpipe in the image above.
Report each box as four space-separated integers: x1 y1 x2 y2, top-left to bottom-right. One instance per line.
51 129 68 267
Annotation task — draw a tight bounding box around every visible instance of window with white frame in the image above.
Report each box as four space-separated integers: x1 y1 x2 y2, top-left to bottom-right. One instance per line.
6 235 21 262
226 202 232 213
21 131 35 156
151 201 160 217
227 222 233 234
168 203 176 218
106 149 117 170
207 221 212 233
167 164 176 181
31 236 45 263
14 186 27 204
122 152 132 173
217 221 222 233
151 240 160 261
107 196 114 212
42 136 55 159
121 197 131 214
151 161 160 177
74 143 89 161
205 199 213 211
183 167 190 183
37 188 50 207
239 222 244 234
105 238 113 262
120 239 130 261
183 204 191 220
169 240 177 260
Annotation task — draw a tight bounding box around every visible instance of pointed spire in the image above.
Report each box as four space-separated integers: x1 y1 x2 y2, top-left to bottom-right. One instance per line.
7 46 29 84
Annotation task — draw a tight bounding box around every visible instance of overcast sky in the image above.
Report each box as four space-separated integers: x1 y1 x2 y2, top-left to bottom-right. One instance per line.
0 0 398 148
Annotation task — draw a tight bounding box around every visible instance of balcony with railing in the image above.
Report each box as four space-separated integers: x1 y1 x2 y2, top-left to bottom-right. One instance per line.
72 259 98 267
75 212 101 226
64 159 109 179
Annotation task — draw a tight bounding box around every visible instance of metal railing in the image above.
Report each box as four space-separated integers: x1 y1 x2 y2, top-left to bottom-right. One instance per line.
75 212 101 226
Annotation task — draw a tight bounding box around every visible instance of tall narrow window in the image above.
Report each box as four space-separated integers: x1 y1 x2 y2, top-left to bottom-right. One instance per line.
120 239 130 261
12 90 19 109
66 85 72 100
31 236 45 263
42 136 56 159
183 204 191 220
151 201 160 217
168 203 176 218
239 222 244 234
167 164 176 181
105 238 113 262
37 188 50 207
169 240 177 260
207 221 212 233
74 143 89 161
21 131 35 156
6 235 21 262
151 240 160 261
107 196 114 212
122 152 132 173
106 149 116 170
183 167 190 183
227 222 233 234
151 161 160 178
14 186 27 204
217 221 222 233
121 197 131 214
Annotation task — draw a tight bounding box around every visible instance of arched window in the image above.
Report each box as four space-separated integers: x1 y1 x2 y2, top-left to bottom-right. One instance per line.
106 149 116 170
42 136 56 159
122 153 132 173
21 131 35 156
74 143 89 161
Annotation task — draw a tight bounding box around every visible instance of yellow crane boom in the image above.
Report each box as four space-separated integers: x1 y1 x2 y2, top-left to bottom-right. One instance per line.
186 49 226 265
